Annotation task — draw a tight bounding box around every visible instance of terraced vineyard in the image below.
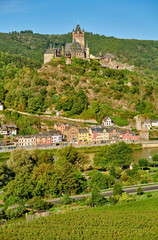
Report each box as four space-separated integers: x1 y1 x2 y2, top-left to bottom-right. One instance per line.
1 196 158 239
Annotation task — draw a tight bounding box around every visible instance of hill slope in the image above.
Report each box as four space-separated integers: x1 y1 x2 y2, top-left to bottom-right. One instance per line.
1 55 158 126
0 31 158 80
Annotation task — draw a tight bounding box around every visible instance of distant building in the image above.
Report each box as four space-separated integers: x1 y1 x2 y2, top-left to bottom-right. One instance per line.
152 120 158 127
65 25 90 60
78 128 92 144
142 119 152 130
15 135 36 147
36 133 52 147
89 126 109 144
44 42 62 64
0 102 4 111
54 123 74 135
120 130 140 142
102 117 114 127
0 124 17 136
44 24 90 64
49 130 62 145
64 125 79 144
108 128 120 143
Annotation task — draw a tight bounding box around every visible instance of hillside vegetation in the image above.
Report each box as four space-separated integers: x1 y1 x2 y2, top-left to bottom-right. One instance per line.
0 30 158 80
0 31 158 128
1 52 158 127
1 196 158 239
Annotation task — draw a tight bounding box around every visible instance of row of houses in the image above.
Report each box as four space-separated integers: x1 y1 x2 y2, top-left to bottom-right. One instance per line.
54 123 140 145
14 124 140 148
15 131 62 147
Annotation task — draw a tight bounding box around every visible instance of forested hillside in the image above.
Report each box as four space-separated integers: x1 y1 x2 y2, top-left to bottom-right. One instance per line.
0 30 158 128
1 53 158 127
0 30 158 80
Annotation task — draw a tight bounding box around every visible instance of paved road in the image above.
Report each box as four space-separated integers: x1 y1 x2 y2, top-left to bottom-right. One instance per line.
46 184 158 204
0 184 158 211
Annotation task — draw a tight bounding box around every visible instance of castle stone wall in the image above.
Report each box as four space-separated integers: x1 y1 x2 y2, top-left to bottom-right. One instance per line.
44 54 54 64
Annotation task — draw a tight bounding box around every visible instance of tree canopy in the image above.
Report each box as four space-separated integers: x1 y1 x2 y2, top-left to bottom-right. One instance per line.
94 142 133 169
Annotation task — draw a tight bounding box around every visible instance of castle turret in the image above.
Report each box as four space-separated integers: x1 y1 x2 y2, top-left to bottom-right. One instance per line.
72 24 85 48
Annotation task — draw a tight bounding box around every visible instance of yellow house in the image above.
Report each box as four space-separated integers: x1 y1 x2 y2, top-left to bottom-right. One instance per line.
100 128 109 142
78 128 92 144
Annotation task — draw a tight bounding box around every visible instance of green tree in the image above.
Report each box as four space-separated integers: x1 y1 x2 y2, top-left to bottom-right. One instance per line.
0 163 14 188
113 183 122 196
3 172 36 205
89 170 114 190
152 154 158 162
152 154 158 167
7 148 36 175
87 187 107 207
138 158 149 170
55 146 89 170
94 142 133 169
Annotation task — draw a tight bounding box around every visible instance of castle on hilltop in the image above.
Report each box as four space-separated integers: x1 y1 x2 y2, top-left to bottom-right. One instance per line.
44 24 90 64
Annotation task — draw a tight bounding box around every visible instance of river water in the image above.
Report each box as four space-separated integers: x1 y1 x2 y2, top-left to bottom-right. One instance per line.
85 147 158 166
134 147 158 162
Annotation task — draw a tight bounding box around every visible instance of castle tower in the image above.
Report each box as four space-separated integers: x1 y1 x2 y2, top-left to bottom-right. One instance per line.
72 24 85 48
85 40 90 59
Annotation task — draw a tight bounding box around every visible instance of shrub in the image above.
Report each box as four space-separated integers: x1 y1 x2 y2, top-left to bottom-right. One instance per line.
87 188 107 207
27 197 52 210
137 187 143 195
147 193 152 198
113 183 122 196
108 196 118 205
59 194 73 205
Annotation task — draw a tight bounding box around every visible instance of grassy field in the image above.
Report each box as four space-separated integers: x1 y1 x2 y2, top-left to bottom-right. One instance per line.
0 193 158 240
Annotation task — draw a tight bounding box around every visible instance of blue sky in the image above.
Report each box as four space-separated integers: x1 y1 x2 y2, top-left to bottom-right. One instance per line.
0 0 157 40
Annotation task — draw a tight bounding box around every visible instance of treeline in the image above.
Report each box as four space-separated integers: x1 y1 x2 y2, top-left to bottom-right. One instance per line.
1 31 158 79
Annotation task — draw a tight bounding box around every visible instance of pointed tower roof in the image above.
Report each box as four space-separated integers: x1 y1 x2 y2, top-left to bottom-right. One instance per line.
75 24 82 33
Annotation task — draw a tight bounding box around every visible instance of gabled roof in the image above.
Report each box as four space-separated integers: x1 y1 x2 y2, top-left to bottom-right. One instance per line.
74 24 82 33
103 117 113 122
49 130 62 136
79 128 88 134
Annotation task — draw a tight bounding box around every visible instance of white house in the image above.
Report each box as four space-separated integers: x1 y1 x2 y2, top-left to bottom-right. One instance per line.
142 119 152 130
102 117 114 127
0 124 18 136
15 135 36 147
49 130 62 145
152 120 158 127
0 102 4 111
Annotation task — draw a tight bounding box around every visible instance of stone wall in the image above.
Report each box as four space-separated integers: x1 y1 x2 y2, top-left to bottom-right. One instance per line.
44 54 54 64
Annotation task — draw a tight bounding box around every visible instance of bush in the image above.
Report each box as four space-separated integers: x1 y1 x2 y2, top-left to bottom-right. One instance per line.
59 194 73 205
27 197 52 210
87 188 107 207
5 205 25 220
147 193 152 198
137 187 143 195
108 196 118 205
113 183 122 196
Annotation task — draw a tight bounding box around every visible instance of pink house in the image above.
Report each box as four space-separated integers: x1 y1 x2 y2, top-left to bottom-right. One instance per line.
120 130 140 142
